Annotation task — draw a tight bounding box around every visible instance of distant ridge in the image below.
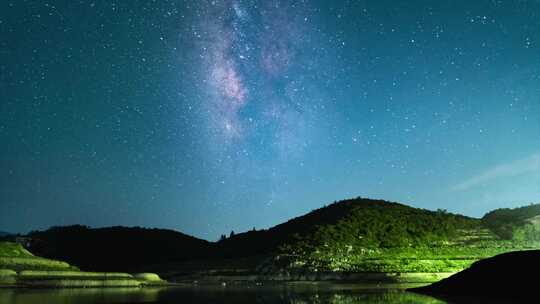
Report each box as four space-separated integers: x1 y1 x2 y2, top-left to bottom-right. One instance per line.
0 231 12 237
27 225 213 272
19 197 540 276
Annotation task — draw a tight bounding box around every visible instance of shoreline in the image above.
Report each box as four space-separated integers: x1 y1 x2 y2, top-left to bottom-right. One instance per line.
167 271 455 287
0 270 169 288
1 270 454 289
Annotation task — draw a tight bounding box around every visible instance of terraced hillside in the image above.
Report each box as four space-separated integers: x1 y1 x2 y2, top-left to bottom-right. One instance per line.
0 242 166 287
482 204 540 241
0 241 75 272
9 199 540 284
246 199 540 275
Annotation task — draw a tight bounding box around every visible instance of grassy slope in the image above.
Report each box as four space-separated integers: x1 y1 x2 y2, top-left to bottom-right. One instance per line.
482 203 540 241
7 200 539 282
0 242 75 271
0 242 166 287
289 201 539 272
156 199 540 279
220 198 540 274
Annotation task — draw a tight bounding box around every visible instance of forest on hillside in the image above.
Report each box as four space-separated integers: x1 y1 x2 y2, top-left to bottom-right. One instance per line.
5 199 540 274
482 204 540 241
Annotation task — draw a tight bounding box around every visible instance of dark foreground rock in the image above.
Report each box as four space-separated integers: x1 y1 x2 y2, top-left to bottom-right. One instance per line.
409 250 540 302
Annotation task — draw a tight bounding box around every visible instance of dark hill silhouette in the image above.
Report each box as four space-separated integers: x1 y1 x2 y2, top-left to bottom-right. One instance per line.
27 225 213 272
0 231 12 237
0 231 15 242
410 250 540 302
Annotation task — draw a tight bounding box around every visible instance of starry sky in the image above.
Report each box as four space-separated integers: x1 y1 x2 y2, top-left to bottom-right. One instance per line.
1 0 539 240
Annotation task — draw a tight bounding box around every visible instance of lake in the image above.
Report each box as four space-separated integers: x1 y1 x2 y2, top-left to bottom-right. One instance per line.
0 284 448 304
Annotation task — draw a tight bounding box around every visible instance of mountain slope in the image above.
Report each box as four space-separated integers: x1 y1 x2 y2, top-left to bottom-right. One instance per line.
0 241 75 271
21 198 540 276
218 198 480 257
215 198 501 273
27 225 213 272
482 203 540 240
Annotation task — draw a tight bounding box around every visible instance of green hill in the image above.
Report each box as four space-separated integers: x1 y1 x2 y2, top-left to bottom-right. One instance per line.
11 198 540 281
0 242 166 287
219 198 537 274
482 203 540 241
0 242 33 257
0 242 76 272
217 198 478 257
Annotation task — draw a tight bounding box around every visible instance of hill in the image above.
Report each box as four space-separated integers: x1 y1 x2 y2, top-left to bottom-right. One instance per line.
18 198 540 279
27 225 213 272
218 198 480 256
216 198 538 275
410 250 540 301
482 203 540 240
0 242 167 287
213 198 507 273
0 241 75 272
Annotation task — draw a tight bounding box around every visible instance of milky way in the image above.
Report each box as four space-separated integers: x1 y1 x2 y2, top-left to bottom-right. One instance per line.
203 2 248 139
196 1 323 149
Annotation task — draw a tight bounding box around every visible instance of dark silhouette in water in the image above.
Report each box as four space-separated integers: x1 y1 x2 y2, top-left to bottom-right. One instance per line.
410 250 540 302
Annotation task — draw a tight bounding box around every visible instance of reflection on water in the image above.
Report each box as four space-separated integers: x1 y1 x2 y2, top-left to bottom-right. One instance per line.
0 287 161 304
0 285 446 304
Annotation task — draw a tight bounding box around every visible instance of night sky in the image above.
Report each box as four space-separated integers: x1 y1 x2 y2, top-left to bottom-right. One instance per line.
1 0 539 240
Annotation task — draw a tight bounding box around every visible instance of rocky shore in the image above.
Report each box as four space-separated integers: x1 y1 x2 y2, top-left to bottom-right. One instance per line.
170 270 454 285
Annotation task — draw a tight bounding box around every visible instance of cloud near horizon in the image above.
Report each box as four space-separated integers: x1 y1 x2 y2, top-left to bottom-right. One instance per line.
452 152 540 191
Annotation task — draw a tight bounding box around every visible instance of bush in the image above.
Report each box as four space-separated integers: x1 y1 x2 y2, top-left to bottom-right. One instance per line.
21 278 142 287
133 273 162 281
18 270 133 279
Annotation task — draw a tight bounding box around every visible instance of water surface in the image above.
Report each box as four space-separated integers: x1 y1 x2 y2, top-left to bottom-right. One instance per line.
0 284 447 304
